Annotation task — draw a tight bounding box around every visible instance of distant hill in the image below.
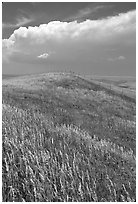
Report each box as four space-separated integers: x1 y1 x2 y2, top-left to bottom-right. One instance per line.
2 74 20 79
85 75 136 100
88 75 136 90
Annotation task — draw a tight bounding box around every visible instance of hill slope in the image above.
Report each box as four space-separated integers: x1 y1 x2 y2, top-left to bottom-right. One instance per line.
2 73 136 202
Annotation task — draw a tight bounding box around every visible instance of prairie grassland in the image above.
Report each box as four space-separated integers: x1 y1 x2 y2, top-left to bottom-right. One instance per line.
2 73 136 201
85 75 136 100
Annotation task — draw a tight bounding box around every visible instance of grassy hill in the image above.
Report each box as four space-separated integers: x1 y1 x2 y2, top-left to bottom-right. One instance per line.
2 74 20 79
2 72 136 202
85 75 136 100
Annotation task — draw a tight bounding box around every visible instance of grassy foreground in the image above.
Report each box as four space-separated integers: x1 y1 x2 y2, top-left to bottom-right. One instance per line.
2 73 136 202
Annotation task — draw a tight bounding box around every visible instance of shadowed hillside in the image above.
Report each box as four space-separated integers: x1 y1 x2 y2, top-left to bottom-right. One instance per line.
2 73 136 202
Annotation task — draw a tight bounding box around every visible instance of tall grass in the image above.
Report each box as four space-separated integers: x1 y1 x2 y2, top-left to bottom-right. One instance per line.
2 103 136 202
2 73 136 201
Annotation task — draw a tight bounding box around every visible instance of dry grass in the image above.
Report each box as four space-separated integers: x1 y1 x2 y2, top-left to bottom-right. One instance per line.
2 73 136 202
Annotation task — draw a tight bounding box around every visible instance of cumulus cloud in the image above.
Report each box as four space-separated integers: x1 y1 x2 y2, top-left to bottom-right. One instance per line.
37 53 49 59
8 10 135 43
2 10 136 64
2 39 15 48
118 56 126 60
107 55 126 62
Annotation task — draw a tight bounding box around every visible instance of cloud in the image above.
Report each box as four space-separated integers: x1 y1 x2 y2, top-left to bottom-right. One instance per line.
2 16 34 28
65 5 110 21
107 56 126 62
2 39 15 63
8 10 135 42
118 56 125 60
15 16 34 27
2 39 15 48
37 53 49 59
2 10 135 65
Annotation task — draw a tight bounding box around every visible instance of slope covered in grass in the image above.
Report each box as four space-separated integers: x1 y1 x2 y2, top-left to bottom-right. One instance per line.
2 73 136 202
85 75 136 100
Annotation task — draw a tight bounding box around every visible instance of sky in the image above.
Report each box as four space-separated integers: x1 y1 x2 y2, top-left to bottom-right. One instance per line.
2 2 136 76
